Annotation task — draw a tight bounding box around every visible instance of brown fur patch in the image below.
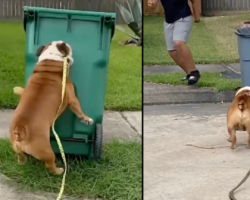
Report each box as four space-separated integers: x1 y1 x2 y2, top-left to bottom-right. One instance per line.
36 43 51 57
56 42 70 57
36 46 45 57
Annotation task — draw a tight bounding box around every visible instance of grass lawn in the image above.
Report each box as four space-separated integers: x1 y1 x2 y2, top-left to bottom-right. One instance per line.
144 14 250 65
0 139 142 200
144 72 241 91
0 22 141 111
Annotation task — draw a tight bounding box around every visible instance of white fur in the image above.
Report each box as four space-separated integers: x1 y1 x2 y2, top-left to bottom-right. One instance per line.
38 41 74 66
235 86 250 96
81 117 94 125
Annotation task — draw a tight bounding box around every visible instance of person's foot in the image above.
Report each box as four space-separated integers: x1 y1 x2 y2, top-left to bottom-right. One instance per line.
188 70 200 85
181 74 190 81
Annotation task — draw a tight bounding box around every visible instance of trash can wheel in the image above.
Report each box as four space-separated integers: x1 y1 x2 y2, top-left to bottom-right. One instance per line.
94 124 103 160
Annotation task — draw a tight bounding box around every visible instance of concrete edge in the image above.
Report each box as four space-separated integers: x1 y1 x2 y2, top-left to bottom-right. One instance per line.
143 90 235 105
119 112 141 138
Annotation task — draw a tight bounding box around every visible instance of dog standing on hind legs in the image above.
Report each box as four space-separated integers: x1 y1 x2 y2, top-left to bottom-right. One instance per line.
10 41 93 175
227 86 250 149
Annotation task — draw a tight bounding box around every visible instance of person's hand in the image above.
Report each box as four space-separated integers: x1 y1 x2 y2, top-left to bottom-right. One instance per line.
194 15 201 23
148 0 158 9
194 18 200 23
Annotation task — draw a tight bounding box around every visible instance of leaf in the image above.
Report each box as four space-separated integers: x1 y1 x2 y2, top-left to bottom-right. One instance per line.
116 25 140 40
115 3 134 24
132 0 142 27
126 0 134 21
128 22 141 37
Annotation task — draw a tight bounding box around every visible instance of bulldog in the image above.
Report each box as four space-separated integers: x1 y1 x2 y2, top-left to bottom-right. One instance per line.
227 86 250 149
10 41 93 175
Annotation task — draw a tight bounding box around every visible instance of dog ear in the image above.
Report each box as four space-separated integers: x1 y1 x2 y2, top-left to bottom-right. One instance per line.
36 46 45 57
56 42 69 57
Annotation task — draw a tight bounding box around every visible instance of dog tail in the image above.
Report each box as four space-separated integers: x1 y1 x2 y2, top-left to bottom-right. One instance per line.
238 96 248 111
238 100 245 110
13 125 26 141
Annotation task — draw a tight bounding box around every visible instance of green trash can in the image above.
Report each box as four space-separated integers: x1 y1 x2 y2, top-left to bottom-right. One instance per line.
23 6 116 160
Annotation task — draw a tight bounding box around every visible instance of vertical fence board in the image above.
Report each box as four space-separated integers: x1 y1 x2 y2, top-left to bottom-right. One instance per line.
202 0 250 16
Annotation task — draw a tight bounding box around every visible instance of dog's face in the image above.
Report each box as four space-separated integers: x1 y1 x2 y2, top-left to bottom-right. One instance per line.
36 41 74 66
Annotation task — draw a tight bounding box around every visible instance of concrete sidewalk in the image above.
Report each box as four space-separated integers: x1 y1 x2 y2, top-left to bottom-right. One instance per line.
0 109 141 200
143 63 241 76
144 103 250 200
144 63 241 105
0 110 142 140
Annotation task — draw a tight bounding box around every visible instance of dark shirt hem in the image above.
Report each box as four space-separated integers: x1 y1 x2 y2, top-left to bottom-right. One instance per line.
165 14 192 24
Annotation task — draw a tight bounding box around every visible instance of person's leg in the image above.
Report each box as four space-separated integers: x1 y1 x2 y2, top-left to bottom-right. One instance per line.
163 19 196 82
164 21 184 69
173 41 196 74
173 15 200 84
168 50 189 74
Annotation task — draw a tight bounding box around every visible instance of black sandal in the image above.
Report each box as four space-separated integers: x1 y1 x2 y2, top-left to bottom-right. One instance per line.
181 74 190 81
188 70 200 85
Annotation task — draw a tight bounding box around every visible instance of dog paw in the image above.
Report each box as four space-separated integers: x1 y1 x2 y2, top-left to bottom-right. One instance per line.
54 167 64 175
231 146 236 150
227 137 232 142
81 117 93 125
18 158 27 165
18 155 27 165
247 145 250 149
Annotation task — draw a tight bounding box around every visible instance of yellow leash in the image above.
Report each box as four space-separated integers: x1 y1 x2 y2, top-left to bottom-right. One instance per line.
52 57 68 200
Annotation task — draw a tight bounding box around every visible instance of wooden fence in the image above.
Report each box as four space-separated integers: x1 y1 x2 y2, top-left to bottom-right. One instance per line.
0 0 133 24
143 0 201 16
202 0 250 16
144 0 250 17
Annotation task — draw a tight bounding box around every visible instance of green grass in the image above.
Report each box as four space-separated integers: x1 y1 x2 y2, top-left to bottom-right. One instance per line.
0 139 142 200
144 72 241 91
144 14 250 65
0 22 141 111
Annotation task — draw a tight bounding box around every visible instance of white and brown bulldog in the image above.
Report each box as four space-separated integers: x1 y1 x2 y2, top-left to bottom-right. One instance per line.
10 41 93 175
227 86 250 149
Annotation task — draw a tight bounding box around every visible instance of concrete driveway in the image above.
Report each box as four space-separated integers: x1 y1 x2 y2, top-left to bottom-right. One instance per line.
144 103 250 200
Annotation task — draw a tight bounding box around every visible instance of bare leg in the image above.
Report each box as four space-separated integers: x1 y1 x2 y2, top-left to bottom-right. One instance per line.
168 50 188 73
168 41 197 74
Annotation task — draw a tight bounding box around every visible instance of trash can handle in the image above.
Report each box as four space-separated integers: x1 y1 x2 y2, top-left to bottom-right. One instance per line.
235 27 250 38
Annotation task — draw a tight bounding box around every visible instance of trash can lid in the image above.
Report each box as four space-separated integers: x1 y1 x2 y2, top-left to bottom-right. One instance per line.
235 27 250 38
